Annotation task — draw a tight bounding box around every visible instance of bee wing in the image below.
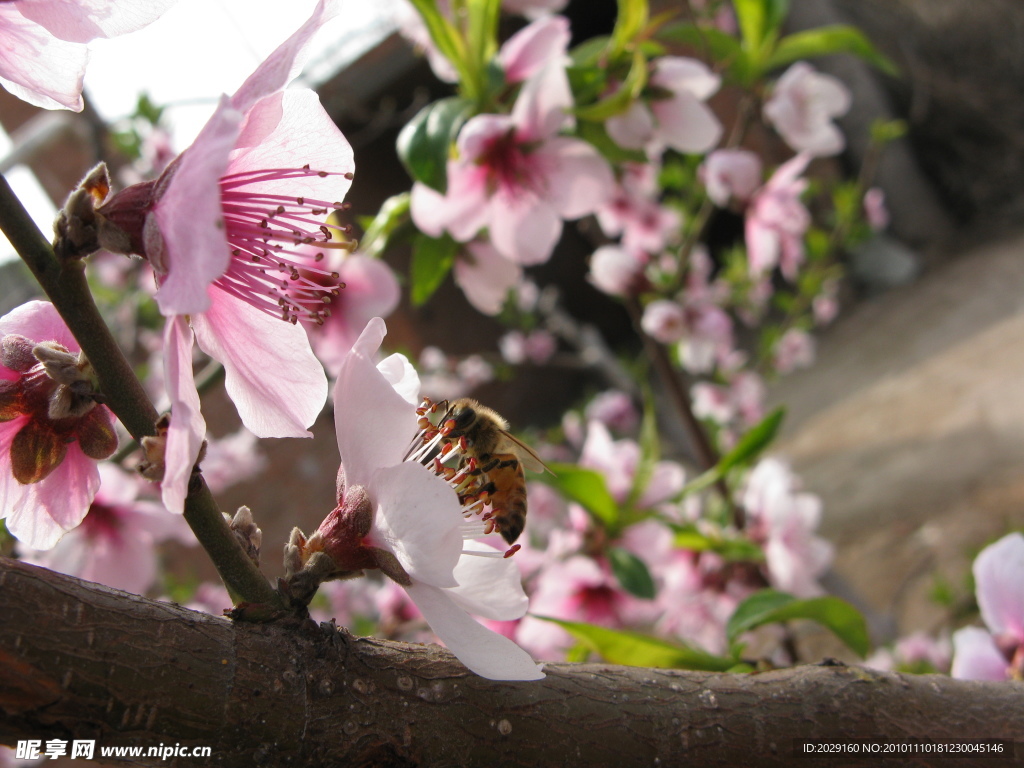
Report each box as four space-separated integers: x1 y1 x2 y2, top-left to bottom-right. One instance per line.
503 431 555 475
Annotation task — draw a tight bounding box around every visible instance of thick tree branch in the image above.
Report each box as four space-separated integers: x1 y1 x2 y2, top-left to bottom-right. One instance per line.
2 558 1021 767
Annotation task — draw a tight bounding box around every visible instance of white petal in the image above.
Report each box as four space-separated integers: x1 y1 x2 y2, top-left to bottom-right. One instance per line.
369 462 463 588
405 581 545 680
334 319 420 485
446 541 530 621
377 353 420 406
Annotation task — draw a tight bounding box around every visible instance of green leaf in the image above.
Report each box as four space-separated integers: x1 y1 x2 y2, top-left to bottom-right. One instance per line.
609 0 649 56
717 406 785 475
536 617 736 670
358 192 410 258
658 21 742 64
466 0 501 74
575 49 647 121
608 547 656 599
575 121 648 164
767 24 898 75
405 0 469 82
539 462 620 527
672 526 765 562
410 232 458 306
396 96 472 192
726 589 870 657
732 0 769 52
570 35 611 67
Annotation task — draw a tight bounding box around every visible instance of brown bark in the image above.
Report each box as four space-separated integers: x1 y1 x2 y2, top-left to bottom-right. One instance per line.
1 557 1022 767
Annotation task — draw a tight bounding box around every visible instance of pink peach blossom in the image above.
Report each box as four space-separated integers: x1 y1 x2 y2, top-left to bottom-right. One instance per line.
0 301 117 549
764 62 851 157
303 252 400 376
952 533 1024 680
700 149 762 206
96 0 349 511
411 60 614 265
606 57 722 156
745 153 811 279
742 457 833 597
588 244 648 297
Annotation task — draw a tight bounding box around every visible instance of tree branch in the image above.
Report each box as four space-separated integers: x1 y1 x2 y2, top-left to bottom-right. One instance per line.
2 558 1020 767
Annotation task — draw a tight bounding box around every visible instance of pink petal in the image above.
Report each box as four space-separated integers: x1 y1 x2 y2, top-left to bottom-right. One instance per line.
230 0 340 114
652 57 721 101
745 217 780 275
454 241 522 315
950 627 1009 681
0 300 78 351
606 101 654 151
445 168 496 242
154 96 242 315
651 92 722 154
228 89 353 205
191 291 327 439
1 429 98 549
161 316 206 516
974 532 1024 639
446 541 530 621
334 317 419 486
405 581 545 680
368 462 462 588
0 6 86 111
538 136 615 219
511 59 573 142
488 191 561 265
410 182 451 237
498 15 570 85
17 0 177 43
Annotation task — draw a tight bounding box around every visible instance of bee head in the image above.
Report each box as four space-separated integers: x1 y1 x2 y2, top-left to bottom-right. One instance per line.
447 402 477 436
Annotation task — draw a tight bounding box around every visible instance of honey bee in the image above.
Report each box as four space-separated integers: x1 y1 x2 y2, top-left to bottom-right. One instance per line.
438 398 551 545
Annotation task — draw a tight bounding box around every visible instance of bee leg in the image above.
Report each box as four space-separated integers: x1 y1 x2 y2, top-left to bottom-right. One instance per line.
495 458 519 470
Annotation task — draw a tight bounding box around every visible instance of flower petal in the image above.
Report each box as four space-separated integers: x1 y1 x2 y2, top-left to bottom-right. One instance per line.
498 15 570 85
1 436 98 550
230 0 340 114
334 317 419 485
512 59 573 141
651 92 722 155
228 89 353 206
446 540 530 621
377 353 420 406
950 627 1009 681
161 316 206 515
0 6 86 111
191 290 327 439
0 300 78 352
974 532 1024 640
537 137 614 219
489 192 561 266
368 462 462 588
154 96 242 315
405 581 544 680
17 0 178 43
454 241 522 315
